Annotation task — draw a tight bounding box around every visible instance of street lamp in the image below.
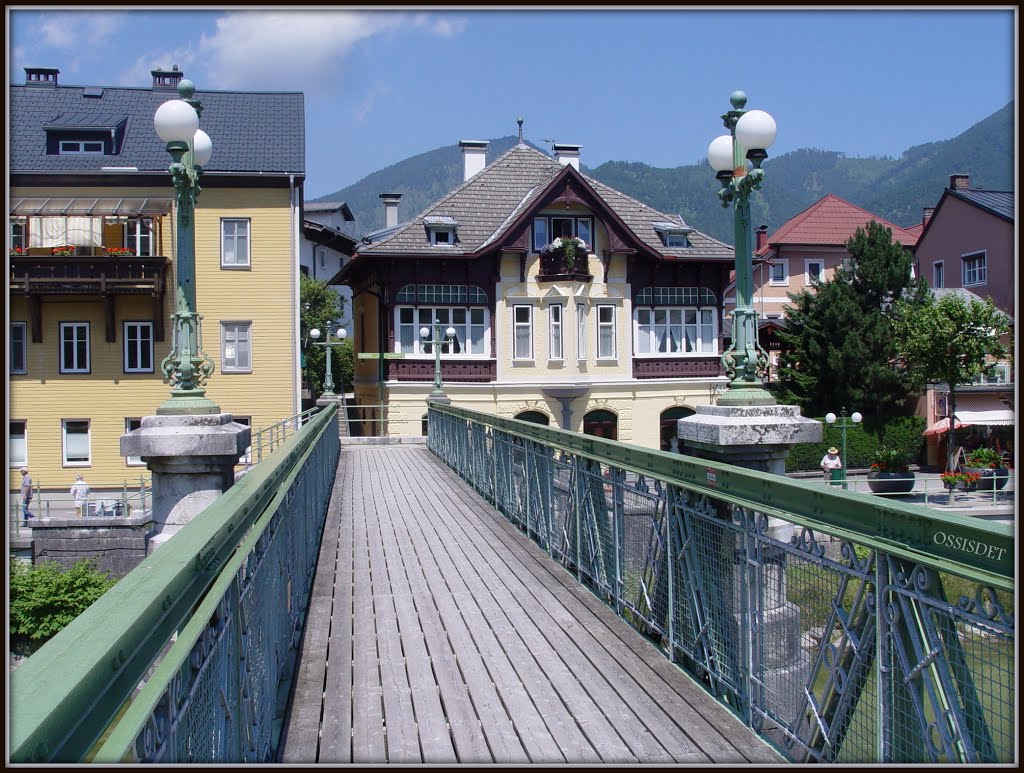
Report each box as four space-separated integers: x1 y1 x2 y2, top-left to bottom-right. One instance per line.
153 79 217 415
707 91 777 406
309 322 347 396
825 407 862 489
420 321 456 398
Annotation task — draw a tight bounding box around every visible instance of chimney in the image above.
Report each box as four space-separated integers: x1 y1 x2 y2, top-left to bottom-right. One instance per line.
553 143 582 171
458 140 488 182
755 224 768 252
24 67 59 87
379 193 402 229
922 207 935 227
152 64 184 90
950 173 970 190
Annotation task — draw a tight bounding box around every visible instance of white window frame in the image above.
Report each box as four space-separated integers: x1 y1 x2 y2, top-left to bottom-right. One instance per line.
548 303 563 361
10 217 26 250
805 259 824 285
634 307 718 356
768 259 789 286
124 217 153 256
62 419 91 467
123 321 154 373
10 420 27 468
125 418 144 466
664 232 687 247
221 322 253 373
513 304 533 360
429 228 454 246
394 306 490 357
596 304 617 360
533 215 594 251
59 139 104 154
59 322 90 373
221 218 251 268
576 303 587 360
933 260 945 289
962 251 986 287
11 322 28 374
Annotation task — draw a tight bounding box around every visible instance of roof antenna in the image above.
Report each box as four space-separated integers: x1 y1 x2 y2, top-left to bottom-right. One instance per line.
517 117 524 146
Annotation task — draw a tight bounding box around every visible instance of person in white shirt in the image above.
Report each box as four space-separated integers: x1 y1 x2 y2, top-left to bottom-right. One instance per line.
70 473 90 517
820 447 842 485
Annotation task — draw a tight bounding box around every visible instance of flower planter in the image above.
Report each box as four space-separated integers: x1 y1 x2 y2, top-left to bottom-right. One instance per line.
867 471 915 495
962 466 1009 492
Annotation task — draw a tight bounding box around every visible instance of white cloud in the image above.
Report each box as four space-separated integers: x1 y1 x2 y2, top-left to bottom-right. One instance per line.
196 11 463 92
355 83 391 122
36 11 125 50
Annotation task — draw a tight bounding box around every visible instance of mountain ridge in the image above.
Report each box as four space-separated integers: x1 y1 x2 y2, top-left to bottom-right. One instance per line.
313 101 1014 245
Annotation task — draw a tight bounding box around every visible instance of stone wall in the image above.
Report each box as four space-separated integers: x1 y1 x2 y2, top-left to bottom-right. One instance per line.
31 515 153 578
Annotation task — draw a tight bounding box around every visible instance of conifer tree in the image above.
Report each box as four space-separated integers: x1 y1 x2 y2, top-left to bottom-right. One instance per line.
776 220 928 423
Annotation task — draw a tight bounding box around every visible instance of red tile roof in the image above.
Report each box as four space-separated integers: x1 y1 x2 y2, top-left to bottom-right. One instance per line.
754 193 920 257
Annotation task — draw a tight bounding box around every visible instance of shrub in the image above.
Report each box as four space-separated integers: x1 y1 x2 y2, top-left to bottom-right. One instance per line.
785 415 926 472
870 447 910 473
9 558 116 654
966 448 1003 469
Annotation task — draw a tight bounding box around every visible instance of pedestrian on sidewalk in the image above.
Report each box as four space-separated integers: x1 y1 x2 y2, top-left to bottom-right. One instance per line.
820 447 842 486
70 473 90 517
20 467 34 526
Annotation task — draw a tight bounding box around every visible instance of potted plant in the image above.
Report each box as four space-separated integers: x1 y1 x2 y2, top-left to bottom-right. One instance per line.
540 236 589 273
867 447 915 495
940 469 982 492
105 247 136 256
9 246 26 257
51 245 76 256
963 447 1009 491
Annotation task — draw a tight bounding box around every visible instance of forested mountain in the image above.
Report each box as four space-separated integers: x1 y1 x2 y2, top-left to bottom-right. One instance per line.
313 101 1013 245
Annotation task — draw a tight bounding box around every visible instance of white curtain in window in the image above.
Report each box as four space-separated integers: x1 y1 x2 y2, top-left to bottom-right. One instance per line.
29 216 101 247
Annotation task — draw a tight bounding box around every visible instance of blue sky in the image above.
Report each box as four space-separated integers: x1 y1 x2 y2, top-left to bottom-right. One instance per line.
7 8 1017 199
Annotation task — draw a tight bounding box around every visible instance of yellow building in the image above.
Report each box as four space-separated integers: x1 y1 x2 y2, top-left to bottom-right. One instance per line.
9 66 304 493
338 140 736 449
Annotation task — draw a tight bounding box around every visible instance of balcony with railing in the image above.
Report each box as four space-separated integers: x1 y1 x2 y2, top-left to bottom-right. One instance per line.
9 252 170 296
385 358 497 382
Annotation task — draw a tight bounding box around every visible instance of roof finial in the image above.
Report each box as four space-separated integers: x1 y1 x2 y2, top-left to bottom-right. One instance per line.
516 117 524 146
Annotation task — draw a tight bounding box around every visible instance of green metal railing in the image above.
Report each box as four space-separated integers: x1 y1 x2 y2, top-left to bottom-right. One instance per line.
9 404 340 763
241 407 321 469
427 404 1015 764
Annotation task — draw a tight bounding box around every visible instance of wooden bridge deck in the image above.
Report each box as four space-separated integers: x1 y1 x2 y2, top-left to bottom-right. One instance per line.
279 445 782 764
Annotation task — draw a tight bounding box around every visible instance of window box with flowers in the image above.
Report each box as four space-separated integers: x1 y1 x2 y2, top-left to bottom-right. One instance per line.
940 470 982 491
51 245 76 256
962 448 1010 491
538 236 591 280
866 447 915 495
105 247 136 257
9 246 27 257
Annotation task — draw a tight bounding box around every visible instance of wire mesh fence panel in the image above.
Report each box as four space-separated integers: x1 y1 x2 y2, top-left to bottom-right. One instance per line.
617 473 669 639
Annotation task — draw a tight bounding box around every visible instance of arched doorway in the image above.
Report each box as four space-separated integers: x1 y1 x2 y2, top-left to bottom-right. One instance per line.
583 409 618 440
515 410 550 426
660 406 694 452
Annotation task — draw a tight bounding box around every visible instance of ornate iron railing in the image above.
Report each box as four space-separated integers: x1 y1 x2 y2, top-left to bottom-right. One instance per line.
427 403 1015 764
9 404 340 763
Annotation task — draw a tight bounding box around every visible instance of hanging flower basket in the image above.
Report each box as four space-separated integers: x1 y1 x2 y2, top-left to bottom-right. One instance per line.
539 236 590 274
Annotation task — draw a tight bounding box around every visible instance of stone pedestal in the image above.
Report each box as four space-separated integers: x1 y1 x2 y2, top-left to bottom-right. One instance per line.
316 394 349 436
120 413 250 551
678 402 821 727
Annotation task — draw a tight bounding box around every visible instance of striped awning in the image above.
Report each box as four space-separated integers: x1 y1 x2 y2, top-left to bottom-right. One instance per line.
10 197 173 216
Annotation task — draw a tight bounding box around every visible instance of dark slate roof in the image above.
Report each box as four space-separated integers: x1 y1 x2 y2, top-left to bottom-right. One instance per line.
10 82 304 175
950 189 1014 222
355 143 733 261
42 111 127 129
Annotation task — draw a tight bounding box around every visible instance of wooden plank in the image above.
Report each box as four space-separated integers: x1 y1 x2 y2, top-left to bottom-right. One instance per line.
318 450 355 762
417 449 782 764
278 459 346 763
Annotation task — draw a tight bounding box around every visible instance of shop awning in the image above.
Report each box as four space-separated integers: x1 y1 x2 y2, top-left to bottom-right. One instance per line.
955 409 1015 426
923 393 1014 435
923 417 970 437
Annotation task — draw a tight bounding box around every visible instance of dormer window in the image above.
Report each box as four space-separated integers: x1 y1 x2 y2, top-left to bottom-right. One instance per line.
533 215 592 252
60 140 104 155
44 114 128 156
424 216 457 246
652 221 693 248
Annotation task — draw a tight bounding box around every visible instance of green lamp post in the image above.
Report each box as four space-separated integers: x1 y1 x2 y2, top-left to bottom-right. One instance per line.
825 407 862 489
153 79 218 415
309 322 347 396
707 91 778 406
420 320 456 398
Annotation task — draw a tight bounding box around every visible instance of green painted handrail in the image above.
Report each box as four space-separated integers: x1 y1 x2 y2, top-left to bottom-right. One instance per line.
8 404 338 763
430 403 1013 588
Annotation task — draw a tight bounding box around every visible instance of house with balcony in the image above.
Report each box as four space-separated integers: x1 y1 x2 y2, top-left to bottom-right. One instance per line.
336 138 736 451
9 66 305 491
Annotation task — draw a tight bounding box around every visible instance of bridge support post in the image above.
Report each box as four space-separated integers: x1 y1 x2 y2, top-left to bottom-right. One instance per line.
121 413 250 552
676 403 821 733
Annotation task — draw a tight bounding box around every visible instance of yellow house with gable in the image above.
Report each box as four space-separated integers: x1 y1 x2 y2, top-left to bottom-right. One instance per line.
8 66 304 495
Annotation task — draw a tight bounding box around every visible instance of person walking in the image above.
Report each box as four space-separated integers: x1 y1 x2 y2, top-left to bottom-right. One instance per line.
20 467 34 526
820 447 843 486
70 473 91 517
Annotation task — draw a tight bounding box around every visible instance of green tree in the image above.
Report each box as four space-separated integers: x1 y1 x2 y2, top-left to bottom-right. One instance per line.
9 558 117 654
776 220 928 424
300 273 350 398
892 291 1011 482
